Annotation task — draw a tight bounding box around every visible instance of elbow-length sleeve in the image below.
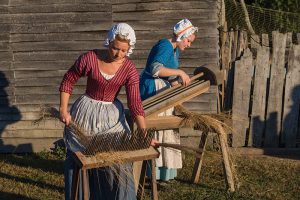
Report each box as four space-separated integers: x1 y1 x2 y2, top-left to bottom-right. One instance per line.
146 39 176 78
125 62 145 120
59 52 92 94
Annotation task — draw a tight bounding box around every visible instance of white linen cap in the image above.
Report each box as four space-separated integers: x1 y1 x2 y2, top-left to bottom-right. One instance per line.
104 23 136 56
173 18 198 42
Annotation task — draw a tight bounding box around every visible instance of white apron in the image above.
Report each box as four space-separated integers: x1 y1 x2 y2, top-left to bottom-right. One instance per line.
153 78 182 169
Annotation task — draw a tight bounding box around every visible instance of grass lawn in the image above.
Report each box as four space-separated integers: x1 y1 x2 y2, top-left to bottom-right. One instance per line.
0 148 299 200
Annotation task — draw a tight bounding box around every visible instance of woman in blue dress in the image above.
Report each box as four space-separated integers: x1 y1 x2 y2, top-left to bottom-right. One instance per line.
140 18 198 181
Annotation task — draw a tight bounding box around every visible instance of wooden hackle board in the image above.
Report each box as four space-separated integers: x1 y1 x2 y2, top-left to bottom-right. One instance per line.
73 147 159 170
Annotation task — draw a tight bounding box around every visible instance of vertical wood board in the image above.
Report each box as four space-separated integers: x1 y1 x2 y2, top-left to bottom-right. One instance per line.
232 48 253 147
264 31 287 147
249 46 270 147
281 45 300 147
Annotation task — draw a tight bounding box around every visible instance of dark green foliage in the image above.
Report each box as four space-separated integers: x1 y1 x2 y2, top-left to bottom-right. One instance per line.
251 0 300 13
225 0 300 43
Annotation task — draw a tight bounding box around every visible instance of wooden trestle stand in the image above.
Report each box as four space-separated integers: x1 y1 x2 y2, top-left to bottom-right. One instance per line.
139 72 235 193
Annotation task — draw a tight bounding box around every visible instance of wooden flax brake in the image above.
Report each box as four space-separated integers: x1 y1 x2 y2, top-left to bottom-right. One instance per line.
134 72 235 192
143 72 210 129
132 73 212 199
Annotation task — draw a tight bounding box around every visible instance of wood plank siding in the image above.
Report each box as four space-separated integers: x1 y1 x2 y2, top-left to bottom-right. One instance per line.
0 0 220 152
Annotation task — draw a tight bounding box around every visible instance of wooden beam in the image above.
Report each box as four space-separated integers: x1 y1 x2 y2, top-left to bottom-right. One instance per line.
146 115 183 129
230 147 300 156
73 147 159 170
145 81 210 118
142 72 204 106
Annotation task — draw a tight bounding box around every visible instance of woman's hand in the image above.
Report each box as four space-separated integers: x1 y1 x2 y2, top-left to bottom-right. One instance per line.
141 128 159 148
170 80 179 86
178 70 191 86
150 139 159 147
60 109 72 125
59 92 71 125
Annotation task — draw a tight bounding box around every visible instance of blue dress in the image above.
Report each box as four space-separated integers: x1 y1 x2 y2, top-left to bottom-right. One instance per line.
140 39 182 181
140 38 179 100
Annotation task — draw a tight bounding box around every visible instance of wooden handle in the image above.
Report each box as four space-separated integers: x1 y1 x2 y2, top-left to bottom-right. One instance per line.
142 72 204 106
158 142 203 157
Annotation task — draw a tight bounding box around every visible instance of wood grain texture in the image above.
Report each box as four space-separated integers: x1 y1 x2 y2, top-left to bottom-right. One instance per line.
231 48 253 147
264 31 287 147
281 45 300 147
0 0 220 152
249 46 270 147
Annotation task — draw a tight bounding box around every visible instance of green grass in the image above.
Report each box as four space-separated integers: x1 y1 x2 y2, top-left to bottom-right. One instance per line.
145 151 300 200
0 150 64 200
0 149 299 200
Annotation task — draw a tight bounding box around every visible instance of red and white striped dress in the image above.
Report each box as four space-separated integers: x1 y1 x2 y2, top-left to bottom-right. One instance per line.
60 49 142 200
60 49 144 120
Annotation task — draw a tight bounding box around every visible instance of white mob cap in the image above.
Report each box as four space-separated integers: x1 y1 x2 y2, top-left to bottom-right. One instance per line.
104 23 136 56
173 18 198 42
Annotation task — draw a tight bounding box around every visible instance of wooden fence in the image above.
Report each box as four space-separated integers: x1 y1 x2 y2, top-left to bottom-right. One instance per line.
221 28 300 148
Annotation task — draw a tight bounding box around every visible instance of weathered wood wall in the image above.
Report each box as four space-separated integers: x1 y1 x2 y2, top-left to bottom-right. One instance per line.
0 0 220 152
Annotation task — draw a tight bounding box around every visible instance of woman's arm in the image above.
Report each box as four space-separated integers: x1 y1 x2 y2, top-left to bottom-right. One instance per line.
135 115 146 130
59 52 92 125
157 66 191 86
149 61 190 86
59 92 72 125
135 115 159 147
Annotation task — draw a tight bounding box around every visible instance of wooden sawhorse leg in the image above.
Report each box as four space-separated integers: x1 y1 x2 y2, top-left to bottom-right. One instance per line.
191 131 208 183
136 161 147 200
150 159 158 200
71 165 80 200
82 169 89 199
71 166 89 200
191 128 235 192
137 159 158 200
218 126 235 192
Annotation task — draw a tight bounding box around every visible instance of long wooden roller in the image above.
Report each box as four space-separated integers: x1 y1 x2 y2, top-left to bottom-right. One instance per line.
142 72 204 106
143 73 210 118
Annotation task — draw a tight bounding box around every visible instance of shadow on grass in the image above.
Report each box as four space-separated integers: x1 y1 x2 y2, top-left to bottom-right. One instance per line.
173 178 228 192
0 192 36 200
263 150 300 160
0 171 64 192
145 178 257 200
0 153 64 174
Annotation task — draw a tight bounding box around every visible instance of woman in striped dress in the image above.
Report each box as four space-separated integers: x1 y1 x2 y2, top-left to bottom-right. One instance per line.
139 18 198 182
59 23 149 200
